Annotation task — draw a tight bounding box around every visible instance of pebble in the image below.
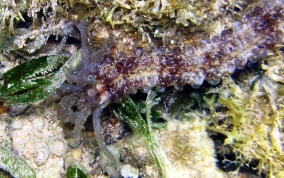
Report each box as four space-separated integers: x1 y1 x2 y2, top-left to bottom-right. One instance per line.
32 117 45 131
121 164 139 178
11 119 23 130
49 138 68 157
34 148 50 165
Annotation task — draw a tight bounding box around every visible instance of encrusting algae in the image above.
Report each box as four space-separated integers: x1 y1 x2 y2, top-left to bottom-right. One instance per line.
0 0 283 177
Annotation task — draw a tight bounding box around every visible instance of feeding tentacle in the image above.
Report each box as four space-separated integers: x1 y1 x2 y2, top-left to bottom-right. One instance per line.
72 21 94 76
92 107 120 172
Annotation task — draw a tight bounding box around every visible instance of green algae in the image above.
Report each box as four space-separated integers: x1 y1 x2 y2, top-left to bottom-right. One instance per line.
0 146 35 178
66 166 87 178
0 55 66 104
115 91 174 178
0 50 82 105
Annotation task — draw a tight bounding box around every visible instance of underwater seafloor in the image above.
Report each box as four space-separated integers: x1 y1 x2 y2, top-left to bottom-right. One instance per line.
0 0 283 177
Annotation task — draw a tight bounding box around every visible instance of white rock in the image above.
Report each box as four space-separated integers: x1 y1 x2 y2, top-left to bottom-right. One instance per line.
49 138 68 157
34 148 50 165
11 119 23 129
121 164 139 178
32 117 45 131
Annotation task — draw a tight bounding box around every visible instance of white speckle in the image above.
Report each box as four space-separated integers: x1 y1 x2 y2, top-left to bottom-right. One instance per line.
185 45 195 55
156 86 165 93
141 86 150 93
232 21 243 31
144 75 158 88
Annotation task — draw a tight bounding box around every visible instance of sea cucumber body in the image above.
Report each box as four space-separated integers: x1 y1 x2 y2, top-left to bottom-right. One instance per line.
72 2 284 106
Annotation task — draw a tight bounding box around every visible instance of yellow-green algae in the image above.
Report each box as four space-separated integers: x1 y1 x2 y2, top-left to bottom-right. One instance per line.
205 55 284 177
0 0 224 28
0 0 242 48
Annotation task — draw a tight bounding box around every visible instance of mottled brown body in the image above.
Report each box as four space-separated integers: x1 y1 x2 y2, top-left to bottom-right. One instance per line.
62 1 284 107
81 3 284 105
56 1 284 171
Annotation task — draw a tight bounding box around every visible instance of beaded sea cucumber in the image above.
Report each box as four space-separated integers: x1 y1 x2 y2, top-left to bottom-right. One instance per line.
67 2 284 105
58 0 284 172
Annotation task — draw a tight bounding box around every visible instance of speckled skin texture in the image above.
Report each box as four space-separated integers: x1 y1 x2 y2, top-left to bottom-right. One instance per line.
0 0 283 176
63 1 284 106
